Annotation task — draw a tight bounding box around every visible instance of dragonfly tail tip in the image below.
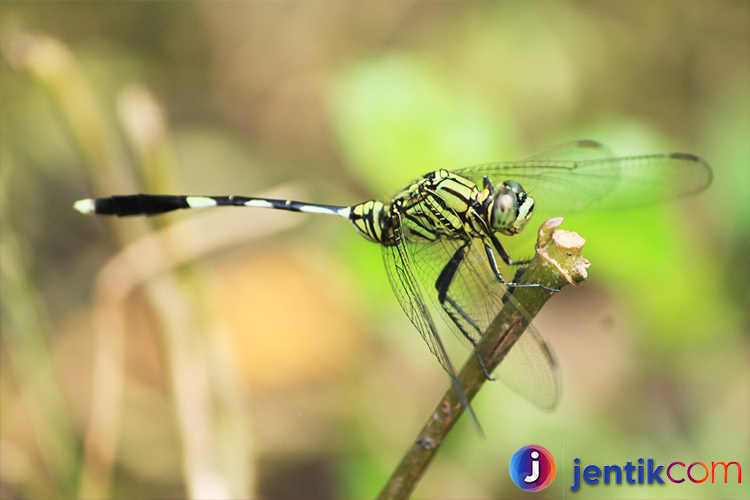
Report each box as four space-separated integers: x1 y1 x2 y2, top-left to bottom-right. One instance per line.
73 198 96 215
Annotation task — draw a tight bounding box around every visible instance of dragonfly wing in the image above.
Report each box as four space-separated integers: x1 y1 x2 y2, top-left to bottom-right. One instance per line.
400 197 560 408
519 139 614 161
493 317 560 408
381 215 483 431
454 153 712 215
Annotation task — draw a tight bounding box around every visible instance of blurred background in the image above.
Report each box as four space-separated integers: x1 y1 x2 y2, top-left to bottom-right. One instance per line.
1 2 748 499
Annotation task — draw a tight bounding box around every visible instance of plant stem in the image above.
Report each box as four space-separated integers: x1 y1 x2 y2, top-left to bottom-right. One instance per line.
378 217 589 500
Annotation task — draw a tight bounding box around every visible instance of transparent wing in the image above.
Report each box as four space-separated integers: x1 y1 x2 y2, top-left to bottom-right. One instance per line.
519 139 614 162
453 153 712 215
381 215 482 430
400 197 560 408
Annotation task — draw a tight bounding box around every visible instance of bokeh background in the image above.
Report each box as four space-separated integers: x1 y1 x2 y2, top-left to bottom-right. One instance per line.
1 2 748 499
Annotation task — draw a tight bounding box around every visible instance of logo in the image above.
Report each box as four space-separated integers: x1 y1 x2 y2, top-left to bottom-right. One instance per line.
509 445 557 491
570 457 742 491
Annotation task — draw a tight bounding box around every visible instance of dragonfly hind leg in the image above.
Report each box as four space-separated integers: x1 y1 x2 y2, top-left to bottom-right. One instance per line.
435 241 496 381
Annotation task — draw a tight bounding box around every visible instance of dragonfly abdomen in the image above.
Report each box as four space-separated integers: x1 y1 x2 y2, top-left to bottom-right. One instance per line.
349 199 390 243
74 194 351 218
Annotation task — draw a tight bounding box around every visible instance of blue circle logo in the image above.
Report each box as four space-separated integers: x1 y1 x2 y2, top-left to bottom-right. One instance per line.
509 445 556 491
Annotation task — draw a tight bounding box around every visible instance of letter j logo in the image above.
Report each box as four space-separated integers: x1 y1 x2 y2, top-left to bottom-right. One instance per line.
509 445 557 492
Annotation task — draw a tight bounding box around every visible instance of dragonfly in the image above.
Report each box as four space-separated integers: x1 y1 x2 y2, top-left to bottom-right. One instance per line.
74 140 712 430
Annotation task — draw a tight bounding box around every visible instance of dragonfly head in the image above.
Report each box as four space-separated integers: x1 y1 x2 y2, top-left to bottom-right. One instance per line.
489 180 534 236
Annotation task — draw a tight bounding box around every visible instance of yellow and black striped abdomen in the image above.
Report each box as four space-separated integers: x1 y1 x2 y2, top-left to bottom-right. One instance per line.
349 199 387 243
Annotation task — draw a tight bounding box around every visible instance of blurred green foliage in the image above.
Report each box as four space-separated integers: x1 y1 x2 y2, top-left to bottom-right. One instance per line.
1 2 748 500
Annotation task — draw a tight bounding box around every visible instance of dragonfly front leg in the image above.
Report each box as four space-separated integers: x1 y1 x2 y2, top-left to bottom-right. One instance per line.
435 240 496 381
484 239 560 292
489 233 531 267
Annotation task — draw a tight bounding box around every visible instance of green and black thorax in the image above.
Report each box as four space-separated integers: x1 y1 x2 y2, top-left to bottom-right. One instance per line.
348 169 535 247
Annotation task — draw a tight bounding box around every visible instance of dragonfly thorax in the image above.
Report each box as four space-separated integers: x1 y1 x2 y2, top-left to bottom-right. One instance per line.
347 170 534 246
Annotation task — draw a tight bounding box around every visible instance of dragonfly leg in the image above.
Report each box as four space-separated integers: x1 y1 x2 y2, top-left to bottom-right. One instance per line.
489 233 531 266
435 241 497 381
484 240 560 292
482 176 497 194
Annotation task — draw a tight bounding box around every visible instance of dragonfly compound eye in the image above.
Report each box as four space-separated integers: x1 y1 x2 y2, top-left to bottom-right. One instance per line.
490 183 534 236
504 180 524 194
490 188 518 231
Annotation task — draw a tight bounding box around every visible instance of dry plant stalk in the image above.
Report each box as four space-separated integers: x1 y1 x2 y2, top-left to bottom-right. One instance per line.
379 217 589 500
